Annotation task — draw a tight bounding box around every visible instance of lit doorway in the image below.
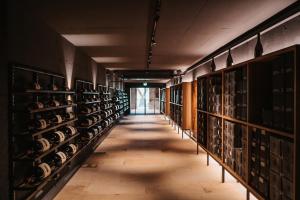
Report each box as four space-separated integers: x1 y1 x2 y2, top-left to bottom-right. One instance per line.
130 88 160 114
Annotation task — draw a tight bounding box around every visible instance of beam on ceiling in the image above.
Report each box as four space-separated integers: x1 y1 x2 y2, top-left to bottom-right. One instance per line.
115 70 173 79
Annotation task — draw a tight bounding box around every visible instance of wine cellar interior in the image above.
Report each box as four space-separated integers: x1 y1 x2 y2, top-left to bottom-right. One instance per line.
2 1 300 200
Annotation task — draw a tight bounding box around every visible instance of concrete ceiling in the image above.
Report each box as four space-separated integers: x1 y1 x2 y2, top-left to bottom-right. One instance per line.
28 0 296 71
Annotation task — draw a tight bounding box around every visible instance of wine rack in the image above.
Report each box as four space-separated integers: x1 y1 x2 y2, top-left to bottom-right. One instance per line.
98 85 115 128
194 45 299 200
122 90 129 114
76 80 103 144
10 65 79 200
170 83 182 126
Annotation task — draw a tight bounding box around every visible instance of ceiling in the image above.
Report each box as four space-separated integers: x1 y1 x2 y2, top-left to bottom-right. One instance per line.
27 0 296 72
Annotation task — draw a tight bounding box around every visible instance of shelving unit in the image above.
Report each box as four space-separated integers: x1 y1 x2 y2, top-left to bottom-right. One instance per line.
76 80 103 143
195 45 299 200
9 66 119 200
169 76 192 137
10 65 79 200
160 88 166 114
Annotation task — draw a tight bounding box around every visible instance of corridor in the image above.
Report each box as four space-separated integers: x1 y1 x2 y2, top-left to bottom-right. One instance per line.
55 115 246 200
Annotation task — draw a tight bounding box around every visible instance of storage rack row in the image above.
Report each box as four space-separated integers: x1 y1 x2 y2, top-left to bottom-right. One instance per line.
195 45 299 200
169 81 183 128
9 65 117 200
160 88 166 114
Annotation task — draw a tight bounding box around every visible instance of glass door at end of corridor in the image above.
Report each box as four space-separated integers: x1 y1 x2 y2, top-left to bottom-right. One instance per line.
130 88 160 114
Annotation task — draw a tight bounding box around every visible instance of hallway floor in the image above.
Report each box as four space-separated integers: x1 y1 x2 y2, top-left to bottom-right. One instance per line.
55 115 246 200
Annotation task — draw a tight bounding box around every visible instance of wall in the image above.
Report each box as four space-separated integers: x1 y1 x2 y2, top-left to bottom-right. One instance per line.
0 2 107 199
0 1 9 199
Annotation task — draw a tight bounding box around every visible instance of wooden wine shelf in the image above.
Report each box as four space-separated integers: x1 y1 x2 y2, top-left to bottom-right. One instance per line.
77 100 101 105
14 132 80 163
16 118 78 138
29 104 77 114
25 90 75 95
77 120 102 129
78 110 101 117
81 91 99 95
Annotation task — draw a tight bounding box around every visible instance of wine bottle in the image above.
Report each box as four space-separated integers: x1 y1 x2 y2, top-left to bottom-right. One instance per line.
94 114 101 122
51 114 63 124
53 151 67 166
64 99 73 105
48 131 66 144
31 118 48 130
50 99 60 107
80 106 91 114
33 138 51 153
64 112 75 120
81 131 93 141
91 127 99 135
33 82 42 90
30 101 44 110
90 116 98 123
80 118 93 127
63 144 78 159
63 125 77 137
50 84 59 91
34 162 52 181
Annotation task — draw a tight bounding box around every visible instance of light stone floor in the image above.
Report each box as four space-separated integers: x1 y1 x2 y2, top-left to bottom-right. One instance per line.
54 115 248 200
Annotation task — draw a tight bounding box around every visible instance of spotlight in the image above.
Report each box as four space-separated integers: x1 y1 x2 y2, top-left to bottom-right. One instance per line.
143 82 148 87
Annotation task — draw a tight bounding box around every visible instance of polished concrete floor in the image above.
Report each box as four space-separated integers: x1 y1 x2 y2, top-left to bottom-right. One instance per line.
55 115 249 200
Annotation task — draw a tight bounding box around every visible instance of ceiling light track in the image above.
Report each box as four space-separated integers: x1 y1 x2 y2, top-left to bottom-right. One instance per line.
146 0 161 69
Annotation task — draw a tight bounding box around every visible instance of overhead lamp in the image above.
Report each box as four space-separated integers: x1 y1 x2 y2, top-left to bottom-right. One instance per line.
143 82 148 87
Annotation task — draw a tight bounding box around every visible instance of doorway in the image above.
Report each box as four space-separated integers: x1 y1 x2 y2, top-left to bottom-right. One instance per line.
130 88 160 114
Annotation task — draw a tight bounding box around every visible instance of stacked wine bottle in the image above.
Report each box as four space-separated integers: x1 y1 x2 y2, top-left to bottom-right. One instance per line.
11 66 79 200
99 85 115 128
76 81 103 143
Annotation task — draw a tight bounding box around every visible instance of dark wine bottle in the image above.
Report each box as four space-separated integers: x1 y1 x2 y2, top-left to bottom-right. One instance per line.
48 131 66 144
80 106 91 114
50 99 60 107
30 101 44 110
53 151 67 167
63 144 78 159
89 116 98 123
81 131 93 141
33 138 51 153
80 118 93 127
51 114 63 124
64 112 75 120
50 84 59 91
33 82 42 90
34 162 52 181
63 125 77 137
31 118 48 130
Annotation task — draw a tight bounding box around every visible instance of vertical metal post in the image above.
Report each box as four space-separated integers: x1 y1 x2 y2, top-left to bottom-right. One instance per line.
246 190 250 200
207 153 209 166
221 166 225 183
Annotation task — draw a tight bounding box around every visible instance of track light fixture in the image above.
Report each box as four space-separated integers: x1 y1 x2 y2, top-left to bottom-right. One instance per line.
146 0 161 69
211 58 216 72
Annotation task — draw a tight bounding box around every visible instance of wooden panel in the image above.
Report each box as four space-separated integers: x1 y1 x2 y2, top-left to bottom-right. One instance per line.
182 82 192 130
165 88 170 116
191 80 197 135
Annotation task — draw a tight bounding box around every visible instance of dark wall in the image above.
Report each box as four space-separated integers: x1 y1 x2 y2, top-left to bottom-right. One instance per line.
0 2 106 199
0 1 9 200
